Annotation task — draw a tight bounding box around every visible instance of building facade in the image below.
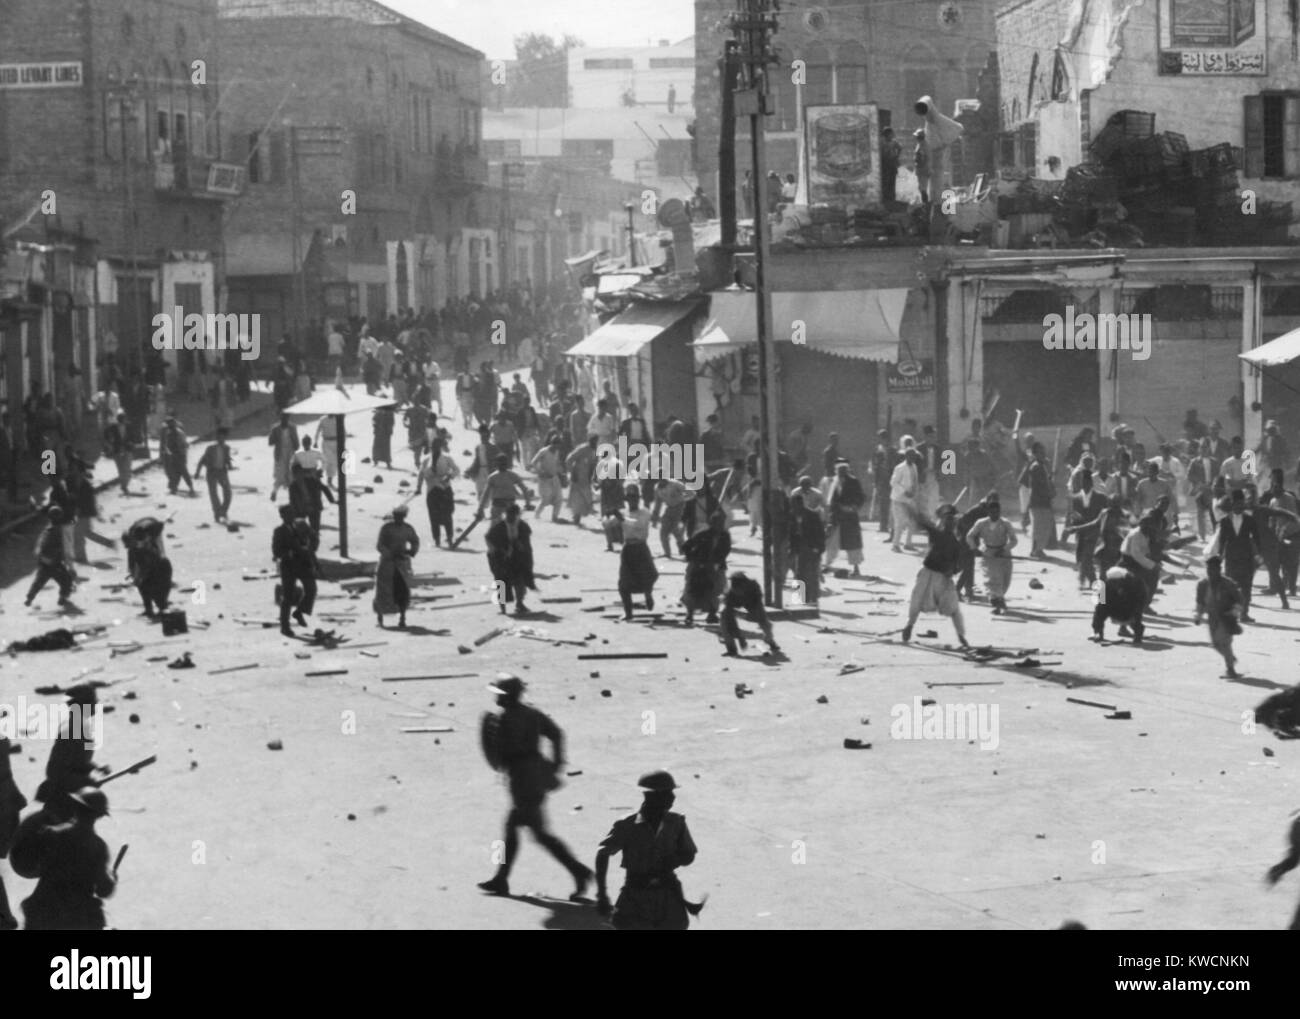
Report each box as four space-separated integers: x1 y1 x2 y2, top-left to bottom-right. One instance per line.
217 0 486 347
1 0 233 432
692 0 999 200
567 38 696 112
997 0 1300 215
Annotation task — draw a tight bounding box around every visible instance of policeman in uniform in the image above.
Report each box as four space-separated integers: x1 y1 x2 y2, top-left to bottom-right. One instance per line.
478 675 592 899
595 770 702 930
34 682 99 810
10 786 116 930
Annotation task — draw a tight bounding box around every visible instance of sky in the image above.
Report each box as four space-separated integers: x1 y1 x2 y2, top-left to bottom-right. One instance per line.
383 0 698 60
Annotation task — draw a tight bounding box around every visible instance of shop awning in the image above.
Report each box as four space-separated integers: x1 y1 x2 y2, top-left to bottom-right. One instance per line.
693 289 909 364
1240 327 1300 368
225 232 315 277
565 300 699 359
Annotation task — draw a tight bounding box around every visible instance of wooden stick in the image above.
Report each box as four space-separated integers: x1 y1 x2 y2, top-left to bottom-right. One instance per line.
382 673 477 682
208 663 260 675
1066 696 1117 710
96 754 158 786
474 627 505 647
112 844 129 876
578 652 668 660
926 681 1005 687
305 669 349 677
541 597 583 603
422 599 493 612
401 725 455 733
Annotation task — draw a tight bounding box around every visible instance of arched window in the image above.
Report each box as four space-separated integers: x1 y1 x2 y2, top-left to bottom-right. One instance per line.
835 42 868 106
803 43 833 108
1050 50 1070 101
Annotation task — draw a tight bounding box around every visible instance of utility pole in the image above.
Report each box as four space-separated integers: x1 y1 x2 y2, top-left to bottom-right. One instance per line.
731 0 782 607
718 39 739 249
624 202 637 267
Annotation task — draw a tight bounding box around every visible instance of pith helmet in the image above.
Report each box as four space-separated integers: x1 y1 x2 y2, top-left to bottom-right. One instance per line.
638 770 677 792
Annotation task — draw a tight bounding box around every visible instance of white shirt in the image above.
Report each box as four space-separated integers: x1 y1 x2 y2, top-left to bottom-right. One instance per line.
292 448 323 472
327 331 345 356
890 461 918 503
587 411 617 444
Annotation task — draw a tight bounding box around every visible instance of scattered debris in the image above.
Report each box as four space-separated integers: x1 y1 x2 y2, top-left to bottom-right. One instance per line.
600 690 612 698
129 714 140 724
401 726 454 733
1028 579 1044 590
578 653 668 660
305 669 348 677
838 663 864 676
381 673 477 682
735 683 754 698
1263 746 1275 757
816 695 829 704
169 653 196 670
842 739 871 750
208 663 260 676
1067 697 1117 711
267 739 283 751
1104 711 1132 720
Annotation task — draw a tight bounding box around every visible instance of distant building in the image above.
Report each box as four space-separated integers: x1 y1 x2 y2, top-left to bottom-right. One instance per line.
218 0 486 343
692 0 998 200
1 0 232 424
568 38 695 112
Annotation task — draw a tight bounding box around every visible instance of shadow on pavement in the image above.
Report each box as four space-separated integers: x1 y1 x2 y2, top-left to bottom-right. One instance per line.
514 894 607 931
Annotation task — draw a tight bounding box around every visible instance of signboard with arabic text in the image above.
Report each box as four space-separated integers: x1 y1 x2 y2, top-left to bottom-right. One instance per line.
1158 0 1266 75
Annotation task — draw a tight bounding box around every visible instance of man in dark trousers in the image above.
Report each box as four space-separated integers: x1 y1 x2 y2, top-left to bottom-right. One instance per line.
9 786 116 930
1211 488 1261 622
34 682 100 810
159 414 195 495
596 770 701 930
1068 469 1109 590
273 504 318 637
194 426 234 524
478 675 592 900
24 506 75 607
1195 556 1243 679
485 503 536 615
870 429 897 533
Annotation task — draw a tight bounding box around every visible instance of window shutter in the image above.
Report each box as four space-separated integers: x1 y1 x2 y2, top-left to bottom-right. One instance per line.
1286 95 1300 178
269 129 287 184
1243 94 1264 178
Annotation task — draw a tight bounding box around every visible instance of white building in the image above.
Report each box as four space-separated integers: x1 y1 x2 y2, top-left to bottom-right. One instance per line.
483 107 695 203
567 38 695 112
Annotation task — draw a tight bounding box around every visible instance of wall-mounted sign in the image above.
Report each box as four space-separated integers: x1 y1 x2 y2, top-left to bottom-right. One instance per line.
0 62 83 89
805 104 880 211
206 162 246 196
1158 0 1266 75
886 357 934 393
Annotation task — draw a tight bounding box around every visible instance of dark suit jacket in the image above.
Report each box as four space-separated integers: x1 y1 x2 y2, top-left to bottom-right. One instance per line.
1214 513 1259 576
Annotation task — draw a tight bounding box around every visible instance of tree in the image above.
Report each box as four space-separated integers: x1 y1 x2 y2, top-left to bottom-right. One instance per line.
506 32 582 108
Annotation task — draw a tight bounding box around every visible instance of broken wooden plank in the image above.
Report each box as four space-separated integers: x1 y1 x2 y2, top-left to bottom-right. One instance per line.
1067 697 1117 710
577 652 669 660
401 725 455 733
382 673 477 682
305 669 349 677
474 627 506 647
541 597 583 604
422 599 494 612
208 663 260 676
